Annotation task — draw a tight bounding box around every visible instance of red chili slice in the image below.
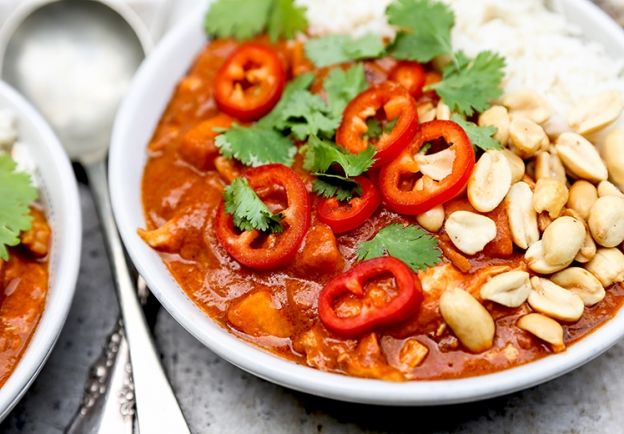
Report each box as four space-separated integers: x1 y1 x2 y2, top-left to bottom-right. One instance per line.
380 120 476 215
318 257 423 338
336 81 419 168
388 61 427 99
214 164 310 270
214 43 286 122
317 177 381 234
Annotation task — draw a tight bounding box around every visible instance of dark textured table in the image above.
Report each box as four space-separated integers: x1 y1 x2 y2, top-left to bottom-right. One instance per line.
0 181 623 434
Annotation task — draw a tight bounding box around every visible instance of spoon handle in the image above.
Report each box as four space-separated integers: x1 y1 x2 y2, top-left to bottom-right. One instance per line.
85 159 191 434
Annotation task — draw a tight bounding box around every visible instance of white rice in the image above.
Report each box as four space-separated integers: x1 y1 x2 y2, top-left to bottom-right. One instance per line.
0 108 38 180
299 0 624 125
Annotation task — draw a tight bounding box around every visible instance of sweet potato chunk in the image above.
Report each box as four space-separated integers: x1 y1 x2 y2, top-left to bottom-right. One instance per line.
177 114 232 171
296 223 343 273
227 291 293 338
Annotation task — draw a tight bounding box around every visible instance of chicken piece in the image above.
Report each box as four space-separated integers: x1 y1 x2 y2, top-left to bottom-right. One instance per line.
20 208 51 258
398 338 429 372
138 207 205 253
337 333 403 381
227 291 293 338
177 114 233 171
295 223 344 273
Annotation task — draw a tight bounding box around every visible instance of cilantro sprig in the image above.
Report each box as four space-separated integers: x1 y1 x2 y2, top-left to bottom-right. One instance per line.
223 177 283 233
451 114 502 151
215 124 297 167
312 175 363 202
357 224 442 272
304 34 385 68
204 0 307 41
0 154 38 260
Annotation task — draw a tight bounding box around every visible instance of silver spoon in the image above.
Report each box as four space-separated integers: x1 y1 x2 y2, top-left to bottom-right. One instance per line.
0 1 190 433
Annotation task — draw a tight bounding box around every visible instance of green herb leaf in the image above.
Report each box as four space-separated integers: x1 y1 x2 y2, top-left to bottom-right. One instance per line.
0 154 38 260
204 0 273 40
357 223 442 272
430 51 505 116
312 174 362 202
304 34 385 67
258 73 316 129
365 118 383 140
215 124 297 167
224 177 283 233
451 114 502 151
303 135 376 177
267 0 308 41
386 0 454 63
275 90 339 140
323 63 368 118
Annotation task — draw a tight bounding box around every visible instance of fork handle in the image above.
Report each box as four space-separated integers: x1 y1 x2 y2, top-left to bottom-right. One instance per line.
85 159 190 434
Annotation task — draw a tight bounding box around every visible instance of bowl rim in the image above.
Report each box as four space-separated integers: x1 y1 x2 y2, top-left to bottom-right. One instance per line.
110 0 624 405
0 80 82 419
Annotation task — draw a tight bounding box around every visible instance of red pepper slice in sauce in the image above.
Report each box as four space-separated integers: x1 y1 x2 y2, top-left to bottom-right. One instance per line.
318 257 423 338
317 176 381 234
214 164 310 270
336 81 419 168
214 43 286 122
379 120 475 215
388 61 427 99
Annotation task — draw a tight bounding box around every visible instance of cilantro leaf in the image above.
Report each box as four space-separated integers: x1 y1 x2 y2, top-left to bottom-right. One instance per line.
224 177 283 233
0 154 38 260
312 175 362 202
387 0 454 63
204 0 273 40
258 73 315 129
323 63 368 118
304 34 385 67
365 118 383 140
215 124 296 167
267 0 307 41
430 51 505 116
451 114 502 151
357 224 442 272
302 135 376 177
275 90 339 140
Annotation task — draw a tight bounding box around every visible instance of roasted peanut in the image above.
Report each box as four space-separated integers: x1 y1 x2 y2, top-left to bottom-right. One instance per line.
568 91 623 135
542 216 586 266
567 180 598 220
415 148 455 181
417 102 436 123
416 205 445 233
502 90 551 124
444 211 497 255
604 129 624 190
551 267 605 306
480 270 531 307
597 180 624 198
588 196 624 247
534 151 567 183
506 182 540 249
528 277 585 322
479 105 510 144
575 230 597 263
555 133 608 182
439 287 495 353
532 178 569 219
509 117 549 158
525 240 570 274
468 150 512 212
501 149 525 183
585 248 624 287
435 101 451 121
517 313 565 352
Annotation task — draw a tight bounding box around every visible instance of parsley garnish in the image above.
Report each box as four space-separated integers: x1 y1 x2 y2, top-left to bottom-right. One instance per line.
224 177 283 233
215 124 297 167
304 34 385 68
312 175 362 202
303 135 376 177
387 0 454 63
0 154 38 260
451 114 502 151
357 224 442 272
429 51 505 117
204 0 307 41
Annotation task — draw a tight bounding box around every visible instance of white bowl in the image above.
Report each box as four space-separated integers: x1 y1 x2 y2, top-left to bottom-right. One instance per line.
110 0 624 405
0 81 81 419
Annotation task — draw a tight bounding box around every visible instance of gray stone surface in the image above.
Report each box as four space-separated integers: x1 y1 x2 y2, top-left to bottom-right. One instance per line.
1 184 623 434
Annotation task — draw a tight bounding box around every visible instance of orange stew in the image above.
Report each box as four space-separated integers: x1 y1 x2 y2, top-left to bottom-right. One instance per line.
0 208 51 386
140 38 624 381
